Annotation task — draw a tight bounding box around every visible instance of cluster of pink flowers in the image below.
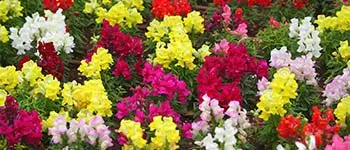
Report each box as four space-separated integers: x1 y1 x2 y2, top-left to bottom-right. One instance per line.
89 20 144 80
326 135 350 150
323 68 350 106
206 5 247 33
49 115 113 150
116 61 191 143
197 40 268 108
0 96 42 147
269 47 317 85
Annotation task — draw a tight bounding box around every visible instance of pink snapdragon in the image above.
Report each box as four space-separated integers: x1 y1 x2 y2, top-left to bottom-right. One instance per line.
48 116 113 150
222 4 232 24
325 135 350 150
290 53 317 85
234 23 248 35
323 69 350 106
212 39 230 54
270 46 292 68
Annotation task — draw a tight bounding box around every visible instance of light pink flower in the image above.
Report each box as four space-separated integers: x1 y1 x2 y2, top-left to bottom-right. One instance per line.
222 4 232 24
270 46 292 68
212 39 230 54
257 77 270 92
234 23 248 35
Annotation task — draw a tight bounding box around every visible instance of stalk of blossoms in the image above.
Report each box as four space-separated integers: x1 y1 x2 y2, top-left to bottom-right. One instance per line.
192 94 251 149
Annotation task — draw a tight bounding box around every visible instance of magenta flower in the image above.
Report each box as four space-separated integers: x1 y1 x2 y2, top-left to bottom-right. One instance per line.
325 135 350 150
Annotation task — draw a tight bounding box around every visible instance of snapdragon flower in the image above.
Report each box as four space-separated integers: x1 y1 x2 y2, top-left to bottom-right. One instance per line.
9 9 75 55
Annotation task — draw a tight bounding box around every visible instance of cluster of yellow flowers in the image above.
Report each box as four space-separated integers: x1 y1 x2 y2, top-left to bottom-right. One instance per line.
118 119 147 149
334 96 350 126
118 116 180 150
0 0 23 43
149 116 180 149
0 61 61 101
146 11 210 70
315 5 350 32
84 0 144 28
61 79 112 117
338 40 350 60
78 47 113 79
257 68 298 121
0 0 23 22
42 110 71 129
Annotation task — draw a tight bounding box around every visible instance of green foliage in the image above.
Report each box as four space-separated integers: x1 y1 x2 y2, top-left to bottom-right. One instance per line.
256 25 299 60
257 115 281 149
318 30 350 83
287 83 321 118
240 74 259 111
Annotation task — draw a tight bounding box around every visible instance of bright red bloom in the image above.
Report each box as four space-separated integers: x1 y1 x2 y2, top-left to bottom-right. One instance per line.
302 106 340 147
292 0 308 9
277 115 301 139
269 16 280 28
17 56 31 70
37 42 64 80
234 8 243 22
245 0 271 7
152 0 191 18
43 0 73 12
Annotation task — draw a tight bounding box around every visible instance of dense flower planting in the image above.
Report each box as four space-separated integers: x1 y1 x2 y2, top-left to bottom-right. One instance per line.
1 0 350 149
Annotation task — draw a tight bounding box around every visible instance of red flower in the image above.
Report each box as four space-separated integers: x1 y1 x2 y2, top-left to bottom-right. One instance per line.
302 106 340 147
113 58 132 80
151 0 191 18
277 115 301 139
17 56 31 70
43 0 73 12
292 0 308 9
269 16 280 28
37 42 64 80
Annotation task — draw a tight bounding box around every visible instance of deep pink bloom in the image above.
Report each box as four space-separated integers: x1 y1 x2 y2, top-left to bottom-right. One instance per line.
222 4 231 24
182 123 192 139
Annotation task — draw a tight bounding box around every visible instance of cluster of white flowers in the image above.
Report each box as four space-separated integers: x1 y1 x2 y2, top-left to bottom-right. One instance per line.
289 17 322 58
9 9 74 55
192 94 250 150
277 135 316 150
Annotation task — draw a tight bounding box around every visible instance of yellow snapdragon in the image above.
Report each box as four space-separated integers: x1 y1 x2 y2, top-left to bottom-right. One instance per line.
339 41 350 60
90 0 144 28
257 68 298 121
83 0 111 14
146 12 206 70
0 66 21 92
183 11 205 34
21 60 44 86
118 119 147 149
193 44 211 61
62 79 112 117
42 110 71 129
34 75 61 100
78 47 113 79
315 5 350 32
0 0 23 22
149 116 180 150
0 25 8 43
334 96 350 126
0 89 7 106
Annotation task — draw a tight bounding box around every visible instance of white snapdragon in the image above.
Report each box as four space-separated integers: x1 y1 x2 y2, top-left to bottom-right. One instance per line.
193 95 250 149
9 9 75 55
289 17 322 58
